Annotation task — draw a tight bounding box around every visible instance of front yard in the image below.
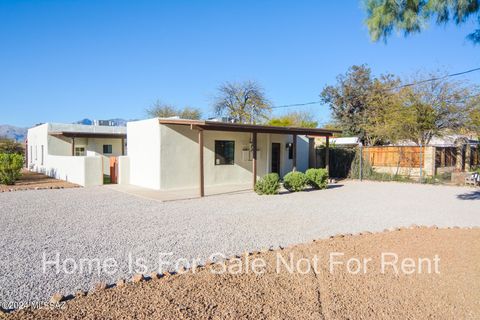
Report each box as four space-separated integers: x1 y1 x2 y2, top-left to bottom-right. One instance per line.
1 180 479 310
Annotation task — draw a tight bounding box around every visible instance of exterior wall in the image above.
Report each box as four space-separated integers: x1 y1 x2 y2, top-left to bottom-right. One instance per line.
158 124 308 190
27 123 125 186
126 118 161 189
117 156 130 184
126 120 310 191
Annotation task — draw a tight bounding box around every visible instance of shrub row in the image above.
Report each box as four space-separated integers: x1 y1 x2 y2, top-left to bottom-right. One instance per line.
255 168 328 195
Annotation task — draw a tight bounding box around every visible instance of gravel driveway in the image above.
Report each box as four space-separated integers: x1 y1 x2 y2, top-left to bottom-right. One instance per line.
1 180 479 307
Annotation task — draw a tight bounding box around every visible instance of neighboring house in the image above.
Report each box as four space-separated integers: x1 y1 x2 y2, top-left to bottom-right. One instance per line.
27 119 339 193
27 123 126 186
125 118 338 195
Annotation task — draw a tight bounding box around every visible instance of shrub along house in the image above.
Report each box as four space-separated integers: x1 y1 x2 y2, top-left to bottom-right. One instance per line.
123 118 339 196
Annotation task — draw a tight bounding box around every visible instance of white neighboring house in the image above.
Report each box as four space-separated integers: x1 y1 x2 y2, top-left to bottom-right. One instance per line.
27 123 126 186
124 118 338 194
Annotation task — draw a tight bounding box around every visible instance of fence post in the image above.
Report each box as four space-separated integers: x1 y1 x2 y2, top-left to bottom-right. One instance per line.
419 143 423 183
359 142 363 181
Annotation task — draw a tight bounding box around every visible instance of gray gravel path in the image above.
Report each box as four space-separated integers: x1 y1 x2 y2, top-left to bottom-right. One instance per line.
1 180 479 307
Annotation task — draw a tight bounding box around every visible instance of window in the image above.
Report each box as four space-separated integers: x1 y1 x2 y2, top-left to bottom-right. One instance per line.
35 146 37 160
215 140 235 165
41 145 44 165
29 146 32 164
103 144 113 154
74 147 85 156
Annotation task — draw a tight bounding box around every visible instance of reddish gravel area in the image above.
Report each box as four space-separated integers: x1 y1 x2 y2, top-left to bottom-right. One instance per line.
0 170 78 192
8 227 480 320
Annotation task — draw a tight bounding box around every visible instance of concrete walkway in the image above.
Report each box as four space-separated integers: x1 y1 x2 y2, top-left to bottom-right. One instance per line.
106 183 252 201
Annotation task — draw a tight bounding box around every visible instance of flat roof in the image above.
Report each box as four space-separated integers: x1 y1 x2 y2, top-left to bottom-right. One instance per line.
49 131 126 139
158 119 341 136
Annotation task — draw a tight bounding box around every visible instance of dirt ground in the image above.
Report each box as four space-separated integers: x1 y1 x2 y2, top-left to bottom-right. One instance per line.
8 227 480 320
0 169 78 192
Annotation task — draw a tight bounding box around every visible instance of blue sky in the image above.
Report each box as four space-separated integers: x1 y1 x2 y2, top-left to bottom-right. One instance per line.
1 0 479 127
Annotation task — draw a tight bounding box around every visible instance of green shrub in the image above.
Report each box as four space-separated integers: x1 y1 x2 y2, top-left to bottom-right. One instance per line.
0 153 23 185
283 171 308 192
255 173 280 195
305 168 329 189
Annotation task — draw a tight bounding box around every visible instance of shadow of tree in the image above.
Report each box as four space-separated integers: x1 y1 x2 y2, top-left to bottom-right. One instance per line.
457 191 480 200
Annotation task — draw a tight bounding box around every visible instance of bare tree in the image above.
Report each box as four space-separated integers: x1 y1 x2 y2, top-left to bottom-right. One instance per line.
146 100 202 120
213 81 271 124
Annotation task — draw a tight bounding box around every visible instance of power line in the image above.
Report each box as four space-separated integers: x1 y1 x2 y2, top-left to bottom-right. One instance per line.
270 66 480 109
384 67 480 91
271 101 322 109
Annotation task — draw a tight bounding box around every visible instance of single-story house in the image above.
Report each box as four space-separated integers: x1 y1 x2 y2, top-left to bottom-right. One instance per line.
27 119 339 194
27 123 126 186
124 118 339 195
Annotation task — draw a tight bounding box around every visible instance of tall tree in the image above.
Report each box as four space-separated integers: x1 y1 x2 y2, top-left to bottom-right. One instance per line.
389 74 472 145
320 65 373 138
146 101 202 119
266 111 318 128
0 138 24 155
213 81 271 124
466 94 480 138
364 0 480 43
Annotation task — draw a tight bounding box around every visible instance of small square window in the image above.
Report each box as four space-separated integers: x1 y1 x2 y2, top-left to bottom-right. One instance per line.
103 144 112 154
75 147 85 156
215 140 235 165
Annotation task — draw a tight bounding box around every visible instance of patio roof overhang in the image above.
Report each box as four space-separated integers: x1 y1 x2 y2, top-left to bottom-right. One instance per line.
158 119 341 137
158 118 339 198
49 131 127 139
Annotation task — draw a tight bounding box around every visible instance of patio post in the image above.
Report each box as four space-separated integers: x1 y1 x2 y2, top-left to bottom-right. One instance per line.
325 136 330 175
71 137 75 156
308 137 316 168
199 129 204 197
292 134 297 171
252 132 257 188
121 138 125 156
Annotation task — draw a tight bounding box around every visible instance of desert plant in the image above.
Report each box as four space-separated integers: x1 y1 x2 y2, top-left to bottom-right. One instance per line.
0 153 23 185
305 168 329 189
283 171 308 192
254 173 280 195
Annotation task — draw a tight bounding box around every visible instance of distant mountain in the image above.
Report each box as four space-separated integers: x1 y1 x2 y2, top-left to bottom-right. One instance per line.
0 125 27 142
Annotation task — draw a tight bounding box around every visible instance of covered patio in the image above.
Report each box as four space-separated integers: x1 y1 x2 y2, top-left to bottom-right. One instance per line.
157 119 340 197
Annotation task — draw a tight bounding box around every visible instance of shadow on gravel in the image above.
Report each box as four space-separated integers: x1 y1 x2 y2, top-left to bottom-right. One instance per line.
457 191 480 200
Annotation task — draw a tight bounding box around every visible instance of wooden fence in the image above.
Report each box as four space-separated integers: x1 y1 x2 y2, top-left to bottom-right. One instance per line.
362 146 424 167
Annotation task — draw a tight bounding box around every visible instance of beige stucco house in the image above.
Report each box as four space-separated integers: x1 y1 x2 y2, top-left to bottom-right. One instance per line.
27 119 338 193
123 118 338 196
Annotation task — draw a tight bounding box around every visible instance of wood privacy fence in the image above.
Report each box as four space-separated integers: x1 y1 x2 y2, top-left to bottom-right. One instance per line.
362 146 424 167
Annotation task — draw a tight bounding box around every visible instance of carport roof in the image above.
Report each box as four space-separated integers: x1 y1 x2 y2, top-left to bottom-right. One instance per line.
49 131 127 139
158 119 341 136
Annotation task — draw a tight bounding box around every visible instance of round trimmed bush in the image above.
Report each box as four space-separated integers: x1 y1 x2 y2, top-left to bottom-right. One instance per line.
283 171 307 192
305 168 329 189
254 173 280 195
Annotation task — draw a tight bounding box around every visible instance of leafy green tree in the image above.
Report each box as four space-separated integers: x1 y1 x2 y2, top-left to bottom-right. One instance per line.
320 65 400 145
266 111 318 128
146 100 202 119
466 95 480 138
364 0 480 43
395 75 472 145
320 65 373 138
213 81 271 124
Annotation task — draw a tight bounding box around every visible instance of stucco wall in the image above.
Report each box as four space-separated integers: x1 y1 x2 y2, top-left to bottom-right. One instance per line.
26 123 118 186
126 118 161 189
158 124 309 190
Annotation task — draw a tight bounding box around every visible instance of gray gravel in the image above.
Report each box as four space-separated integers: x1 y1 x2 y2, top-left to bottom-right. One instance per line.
1 180 479 307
